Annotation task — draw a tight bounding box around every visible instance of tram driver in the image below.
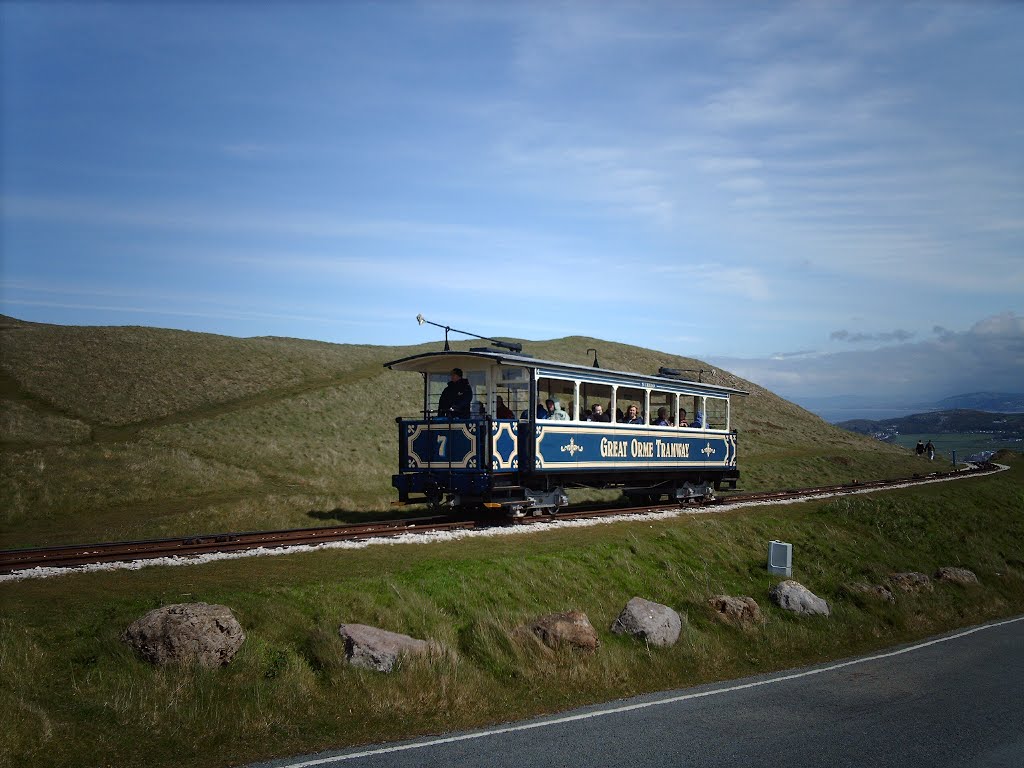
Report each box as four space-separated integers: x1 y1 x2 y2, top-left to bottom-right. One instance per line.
437 368 472 418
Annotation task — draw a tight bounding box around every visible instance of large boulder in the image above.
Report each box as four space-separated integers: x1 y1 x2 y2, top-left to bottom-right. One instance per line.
842 582 896 604
123 602 245 667
338 623 436 673
525 611 599 652
890 572 934 593
935 567 980 586
769 581 830 617
709 595 764 627
610 597 681 647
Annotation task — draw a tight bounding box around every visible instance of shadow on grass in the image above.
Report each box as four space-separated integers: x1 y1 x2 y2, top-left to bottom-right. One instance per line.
306 507 426 524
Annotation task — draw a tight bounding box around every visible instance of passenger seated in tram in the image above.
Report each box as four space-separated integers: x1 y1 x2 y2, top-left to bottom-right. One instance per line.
548 400 570 421
677 408 689 427
590 403 611 422
523 404 548 419
690 410 704 428
495 396 514 419
653 407 670 426
624 404 644 424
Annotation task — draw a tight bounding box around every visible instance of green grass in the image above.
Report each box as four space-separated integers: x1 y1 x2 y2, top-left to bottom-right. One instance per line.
2 455 1022 768
2 319 1019 768
1 318 927 548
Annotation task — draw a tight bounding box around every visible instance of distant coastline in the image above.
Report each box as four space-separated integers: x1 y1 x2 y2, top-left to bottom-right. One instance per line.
792 392 1024 424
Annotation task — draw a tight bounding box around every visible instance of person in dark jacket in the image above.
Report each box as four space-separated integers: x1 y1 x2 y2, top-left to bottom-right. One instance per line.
916 440 925 456
437 368 472 418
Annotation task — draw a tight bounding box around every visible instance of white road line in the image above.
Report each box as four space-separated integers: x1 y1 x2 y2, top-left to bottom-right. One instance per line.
2 464 1009 583
275 614 1024 767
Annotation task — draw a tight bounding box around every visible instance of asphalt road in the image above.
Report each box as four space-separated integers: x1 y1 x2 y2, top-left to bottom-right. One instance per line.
255 615 1024 768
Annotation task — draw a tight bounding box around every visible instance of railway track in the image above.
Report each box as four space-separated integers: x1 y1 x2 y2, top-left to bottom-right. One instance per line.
0 463 999 575
0 517 479 574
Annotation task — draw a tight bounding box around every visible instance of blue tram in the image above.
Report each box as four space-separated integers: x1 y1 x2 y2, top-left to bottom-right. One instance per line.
385 349 746 516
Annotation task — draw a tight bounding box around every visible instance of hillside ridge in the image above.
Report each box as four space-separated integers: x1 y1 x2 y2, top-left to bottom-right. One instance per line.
0 317 926 548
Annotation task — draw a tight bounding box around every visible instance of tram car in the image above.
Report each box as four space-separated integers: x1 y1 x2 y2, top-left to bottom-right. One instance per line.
384 348 746 516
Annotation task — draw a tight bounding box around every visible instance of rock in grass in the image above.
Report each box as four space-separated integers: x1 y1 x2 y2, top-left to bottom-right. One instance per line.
769 580 830 617
709 595 764 626
842 582 896 603
935 567 980 586
338 623 436 673
525 611 599 652
889 572 933 593
610 597 681 647
123 603 245 667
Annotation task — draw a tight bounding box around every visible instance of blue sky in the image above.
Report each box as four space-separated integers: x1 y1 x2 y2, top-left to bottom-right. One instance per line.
2 1 1022 404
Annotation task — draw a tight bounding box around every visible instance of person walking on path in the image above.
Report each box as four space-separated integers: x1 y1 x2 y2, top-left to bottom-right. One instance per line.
916 439 925 456
926 440 935 460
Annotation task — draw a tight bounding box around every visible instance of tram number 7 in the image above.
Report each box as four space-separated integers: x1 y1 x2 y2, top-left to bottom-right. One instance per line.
436 434 448 458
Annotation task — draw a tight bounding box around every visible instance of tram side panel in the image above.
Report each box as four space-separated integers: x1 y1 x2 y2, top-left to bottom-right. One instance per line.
393 418 493 502
528 422 738 487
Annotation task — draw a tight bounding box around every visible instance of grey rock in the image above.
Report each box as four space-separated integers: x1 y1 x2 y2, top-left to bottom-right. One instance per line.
890 571 934 593
844 582 896 603
935 567 980 586
610 597 681 647
769 580 830 617
525 610 599 652
338 623 435 673
123 602 245 667
709 595 764 626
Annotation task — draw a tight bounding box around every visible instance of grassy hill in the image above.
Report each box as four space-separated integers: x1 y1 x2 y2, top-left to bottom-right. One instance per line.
1 316 928 548
4 454 1022 768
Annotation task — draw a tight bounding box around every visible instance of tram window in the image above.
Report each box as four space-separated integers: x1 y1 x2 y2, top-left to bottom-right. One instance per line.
616 386 645 423
679 395 702 428
498 366 530 419
580 383 612 421
426 373 446 415
650 391 673 426
499 385 529 420
706 397 728 430
426 370 486 417
539 377 576 420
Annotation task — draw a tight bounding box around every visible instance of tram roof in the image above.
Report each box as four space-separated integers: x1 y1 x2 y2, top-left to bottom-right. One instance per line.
384 349 748 397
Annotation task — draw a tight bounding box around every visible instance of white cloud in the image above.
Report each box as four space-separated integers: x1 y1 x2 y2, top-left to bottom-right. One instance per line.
713 312 1024 401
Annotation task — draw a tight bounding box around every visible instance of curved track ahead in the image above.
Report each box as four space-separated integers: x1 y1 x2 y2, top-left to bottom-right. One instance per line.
0 463 999 575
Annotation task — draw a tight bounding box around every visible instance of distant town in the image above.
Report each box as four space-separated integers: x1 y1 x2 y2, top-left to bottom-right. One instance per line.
836 405 1024 462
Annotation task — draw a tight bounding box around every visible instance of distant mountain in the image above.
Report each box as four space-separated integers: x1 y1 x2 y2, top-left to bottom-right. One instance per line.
933 392 1024 412
838 409 1024 436
795 391 1024 423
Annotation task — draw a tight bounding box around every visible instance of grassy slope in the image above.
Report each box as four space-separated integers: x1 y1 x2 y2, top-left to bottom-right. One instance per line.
1 317 927 547
2 456 1022 768
1 317 1021 768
